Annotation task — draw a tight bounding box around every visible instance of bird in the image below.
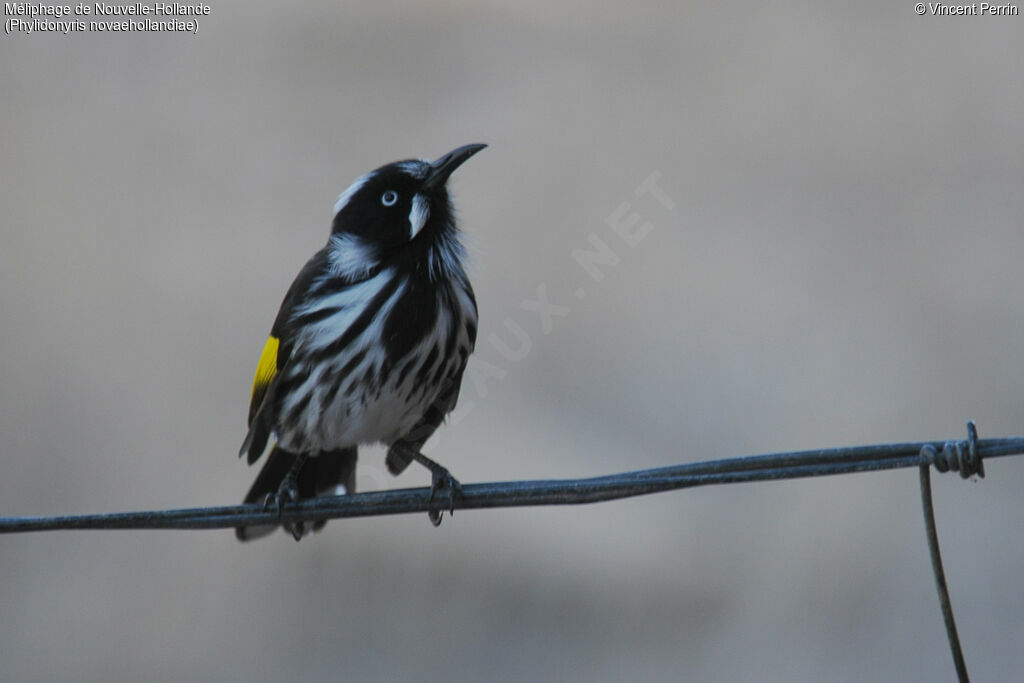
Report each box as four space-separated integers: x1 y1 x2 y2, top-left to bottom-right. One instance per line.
235 143 485 541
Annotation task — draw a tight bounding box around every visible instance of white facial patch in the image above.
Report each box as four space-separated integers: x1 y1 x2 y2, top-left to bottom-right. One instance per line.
333 172 371 215
409 193 430 239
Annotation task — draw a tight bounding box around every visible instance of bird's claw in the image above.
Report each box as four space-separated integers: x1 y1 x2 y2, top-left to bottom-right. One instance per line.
286 521 306 542
261 479 299 515
261 476 305 540
427 467 462 527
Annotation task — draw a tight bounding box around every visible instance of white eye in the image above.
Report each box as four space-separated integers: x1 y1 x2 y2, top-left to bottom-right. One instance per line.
381 190 398 206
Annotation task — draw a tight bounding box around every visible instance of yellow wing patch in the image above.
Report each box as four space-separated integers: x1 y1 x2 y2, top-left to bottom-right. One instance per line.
250 335 280 405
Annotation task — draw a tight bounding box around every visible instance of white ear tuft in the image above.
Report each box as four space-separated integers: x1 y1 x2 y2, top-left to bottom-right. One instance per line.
328 233 381 280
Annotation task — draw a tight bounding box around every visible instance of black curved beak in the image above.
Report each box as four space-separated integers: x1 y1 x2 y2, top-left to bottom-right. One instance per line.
424 143 487 190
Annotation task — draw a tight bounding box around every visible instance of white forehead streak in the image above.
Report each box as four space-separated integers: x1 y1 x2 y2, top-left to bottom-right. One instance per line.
396 159 431 180
333 172 371 215
409 194 431 239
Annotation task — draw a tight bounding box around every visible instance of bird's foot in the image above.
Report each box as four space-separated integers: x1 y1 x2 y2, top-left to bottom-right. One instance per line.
425 462 463 527
261 473 306 541
261 474 300 515
391 442 463 526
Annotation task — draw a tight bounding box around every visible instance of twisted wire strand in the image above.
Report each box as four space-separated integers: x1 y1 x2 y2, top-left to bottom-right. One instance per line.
0 422 1012 681
0 425 1015 533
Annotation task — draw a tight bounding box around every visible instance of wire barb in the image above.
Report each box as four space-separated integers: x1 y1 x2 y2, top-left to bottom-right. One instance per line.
921 420 984 479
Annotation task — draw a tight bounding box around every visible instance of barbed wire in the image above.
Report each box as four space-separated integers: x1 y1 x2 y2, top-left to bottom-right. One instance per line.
0 424 1018 533
1 422 1016 682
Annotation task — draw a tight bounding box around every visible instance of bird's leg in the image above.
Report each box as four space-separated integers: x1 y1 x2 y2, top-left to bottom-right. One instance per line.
393 443 462 526
262 452 309 540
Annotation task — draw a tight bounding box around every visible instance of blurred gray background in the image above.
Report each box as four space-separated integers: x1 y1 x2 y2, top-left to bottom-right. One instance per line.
2 1 1023 680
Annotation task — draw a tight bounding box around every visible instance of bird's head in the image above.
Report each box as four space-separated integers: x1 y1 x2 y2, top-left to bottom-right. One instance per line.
328 143 486 281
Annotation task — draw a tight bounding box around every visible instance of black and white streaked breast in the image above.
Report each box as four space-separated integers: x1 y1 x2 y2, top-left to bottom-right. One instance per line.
273 220 477 453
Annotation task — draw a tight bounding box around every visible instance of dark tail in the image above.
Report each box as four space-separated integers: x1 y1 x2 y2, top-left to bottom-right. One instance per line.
235 445 358 542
